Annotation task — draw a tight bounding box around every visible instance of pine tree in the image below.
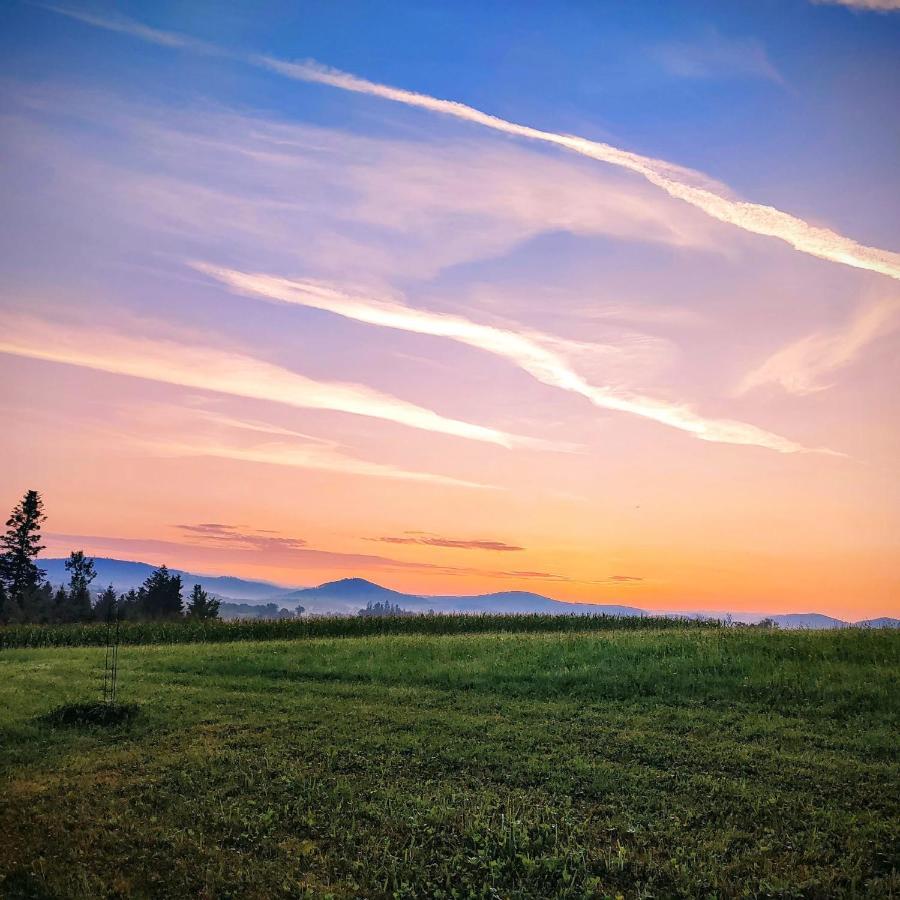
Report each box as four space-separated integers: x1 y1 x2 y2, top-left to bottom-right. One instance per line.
52 585 70 623
94 584 119 622
141 566 183 619
0 490 46 620
118 588 142 620
186 584 220 620
10 582 53 624
65 551 97 621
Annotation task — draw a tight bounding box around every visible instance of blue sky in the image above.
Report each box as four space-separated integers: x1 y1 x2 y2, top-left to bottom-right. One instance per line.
4 1 898 199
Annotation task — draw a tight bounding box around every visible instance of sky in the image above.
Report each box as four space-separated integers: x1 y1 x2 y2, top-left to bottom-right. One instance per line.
1 0 898 619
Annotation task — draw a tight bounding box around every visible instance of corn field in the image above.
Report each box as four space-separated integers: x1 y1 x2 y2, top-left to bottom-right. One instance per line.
0 611 720 649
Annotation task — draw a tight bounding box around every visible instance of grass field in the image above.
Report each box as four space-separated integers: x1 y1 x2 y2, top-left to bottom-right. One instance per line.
1 627 898 898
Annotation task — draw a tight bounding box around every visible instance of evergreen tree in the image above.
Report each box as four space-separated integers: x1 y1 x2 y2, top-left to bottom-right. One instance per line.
64 550 97 621
0 490 46 621
52 585 70 623
358 600 413 617
118 588 142 620
141 566 183 619
15 582 53 624
94 584 119 622
186 584 220 620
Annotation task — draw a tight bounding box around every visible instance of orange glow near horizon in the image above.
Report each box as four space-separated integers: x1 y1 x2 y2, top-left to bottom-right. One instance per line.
5 353 895 620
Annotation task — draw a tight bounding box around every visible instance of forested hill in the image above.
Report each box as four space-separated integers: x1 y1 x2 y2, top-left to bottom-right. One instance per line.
38 558 290 601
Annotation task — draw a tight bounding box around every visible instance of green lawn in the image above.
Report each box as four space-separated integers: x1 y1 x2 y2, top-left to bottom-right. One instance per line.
1 628 897 898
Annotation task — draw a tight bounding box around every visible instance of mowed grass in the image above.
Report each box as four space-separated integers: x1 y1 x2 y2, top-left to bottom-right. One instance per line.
0 628 897 898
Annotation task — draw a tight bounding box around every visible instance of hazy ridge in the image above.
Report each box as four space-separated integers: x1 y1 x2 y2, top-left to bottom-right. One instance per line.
38 558 898 629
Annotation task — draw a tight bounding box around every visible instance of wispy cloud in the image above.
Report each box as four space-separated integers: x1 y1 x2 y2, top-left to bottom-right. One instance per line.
737 297 900 395
812 0 900 10
43 529 575 584
367 534 524 552
42 530 456 575
198 264 824 454
41 6 900 280
651 29 782 83
37 4 217 51
0 312 550 450
175 523 309 552
180 408 335 445
45 519 630 587
22 395 501 490
3 82 722 285
153 438 495 490
493 571 569 582
263 59 900 282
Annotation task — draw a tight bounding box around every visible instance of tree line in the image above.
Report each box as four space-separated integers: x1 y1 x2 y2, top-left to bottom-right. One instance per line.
0 490 220 625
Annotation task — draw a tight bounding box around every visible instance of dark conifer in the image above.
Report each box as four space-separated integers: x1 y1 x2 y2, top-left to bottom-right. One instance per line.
118 588 142 620
65 551 97 621
52 585 70 623
186 584 220 620
141 566 183 618
94 584 119 622
19 582 53 624
0 490 46 620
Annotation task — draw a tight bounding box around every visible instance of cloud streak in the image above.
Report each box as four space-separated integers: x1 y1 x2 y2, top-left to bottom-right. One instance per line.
38 4 218 51
0 312 548 451
199 264 823 453
175 523 310 552
737 296 900 395
41 530 456 575
651 29 783 83
136 405 492 487
44 5 900 279
263 60 900 282
43 530 573 583
180 407 337 445
367 534 524 552
812 0 900 10
3 79 724 287
154 438 495 490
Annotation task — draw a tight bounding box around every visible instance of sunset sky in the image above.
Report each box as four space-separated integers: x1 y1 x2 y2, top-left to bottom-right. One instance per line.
2 1 898 619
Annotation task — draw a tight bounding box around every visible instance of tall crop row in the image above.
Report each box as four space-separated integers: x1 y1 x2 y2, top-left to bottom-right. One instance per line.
0 611 720 649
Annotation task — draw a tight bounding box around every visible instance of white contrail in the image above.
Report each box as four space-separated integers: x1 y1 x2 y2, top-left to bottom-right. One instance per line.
43 5 900 281
37 4 218 52
257 59 900 283
0 313 550 449
198 264 827 454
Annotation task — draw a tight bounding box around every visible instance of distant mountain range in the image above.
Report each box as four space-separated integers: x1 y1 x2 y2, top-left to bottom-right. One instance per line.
38 558 899 628
39 557 289 601
855 617 900 629
281 577 645 618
